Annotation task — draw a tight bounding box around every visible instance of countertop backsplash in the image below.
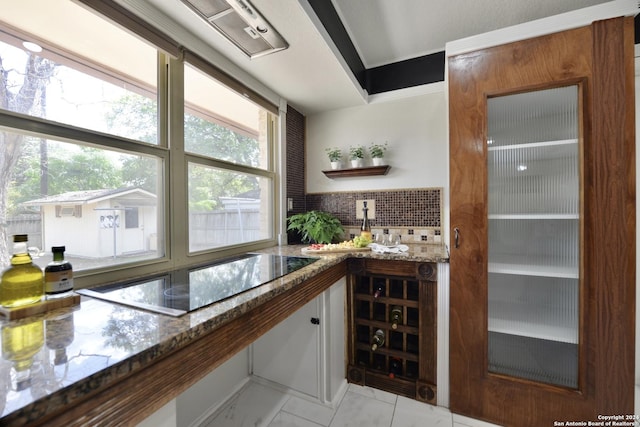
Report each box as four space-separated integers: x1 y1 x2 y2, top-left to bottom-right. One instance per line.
305 188 443 244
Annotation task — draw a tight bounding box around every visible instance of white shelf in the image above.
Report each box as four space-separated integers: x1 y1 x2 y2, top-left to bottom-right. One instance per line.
489 300 578 344
488 139 577 152
489 255 578 279
488 214 578 220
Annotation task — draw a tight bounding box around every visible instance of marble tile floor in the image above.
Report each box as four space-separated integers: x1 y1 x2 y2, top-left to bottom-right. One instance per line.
202 380 502 427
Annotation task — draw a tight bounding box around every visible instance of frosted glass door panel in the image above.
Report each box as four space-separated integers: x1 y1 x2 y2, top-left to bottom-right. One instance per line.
486 85 579 388
488 219 578 277
488 143 578 215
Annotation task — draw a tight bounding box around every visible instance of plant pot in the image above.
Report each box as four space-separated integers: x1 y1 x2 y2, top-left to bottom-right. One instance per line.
350 159 363 168
330 161 341 170
372 157 385 166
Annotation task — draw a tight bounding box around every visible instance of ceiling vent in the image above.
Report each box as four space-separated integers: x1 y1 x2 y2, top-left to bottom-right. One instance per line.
180 0 288 59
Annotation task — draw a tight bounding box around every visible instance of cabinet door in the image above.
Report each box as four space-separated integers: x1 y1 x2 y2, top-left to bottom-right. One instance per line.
449 18 635 426
252 297 319 397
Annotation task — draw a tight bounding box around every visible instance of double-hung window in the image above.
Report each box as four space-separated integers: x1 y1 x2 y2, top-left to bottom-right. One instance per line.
183 61 274 252
0 0 277 286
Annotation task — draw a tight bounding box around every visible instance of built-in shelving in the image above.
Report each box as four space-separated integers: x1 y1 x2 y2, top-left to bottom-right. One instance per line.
488 300 578 343
484 85 580 389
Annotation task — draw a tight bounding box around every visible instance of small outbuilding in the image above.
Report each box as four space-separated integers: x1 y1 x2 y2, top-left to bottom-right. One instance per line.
23 188 157 258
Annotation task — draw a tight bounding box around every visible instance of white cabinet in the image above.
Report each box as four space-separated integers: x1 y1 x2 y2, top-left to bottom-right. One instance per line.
252 297 320 396
252 277 346 403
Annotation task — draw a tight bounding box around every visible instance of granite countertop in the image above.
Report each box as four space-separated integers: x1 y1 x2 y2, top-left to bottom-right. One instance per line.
0 243 448 425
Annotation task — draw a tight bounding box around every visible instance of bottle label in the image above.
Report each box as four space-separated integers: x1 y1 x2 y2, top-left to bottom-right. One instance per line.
44 271 73 294
360 230 372 240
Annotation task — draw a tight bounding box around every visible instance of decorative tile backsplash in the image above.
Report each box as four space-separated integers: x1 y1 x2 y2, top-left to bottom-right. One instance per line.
305 188 442 244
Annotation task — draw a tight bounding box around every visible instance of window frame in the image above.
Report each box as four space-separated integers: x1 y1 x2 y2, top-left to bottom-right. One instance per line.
0 10 281 288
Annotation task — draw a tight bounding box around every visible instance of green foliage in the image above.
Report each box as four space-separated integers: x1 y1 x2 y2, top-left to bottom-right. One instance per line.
187 165 257 212
47 148 122 193
3 61 262 224
120 156 157 193
8 141 125 213
287 210 344 244
325 147 342 162
369 142 388 158
184 113 259 167
349 145 364 160
105 94 158 144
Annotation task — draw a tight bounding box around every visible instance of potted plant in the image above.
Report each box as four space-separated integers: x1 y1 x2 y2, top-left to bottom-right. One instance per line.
369 142 388 166
349 145 365 168
287 210 345 244
325 147 342 170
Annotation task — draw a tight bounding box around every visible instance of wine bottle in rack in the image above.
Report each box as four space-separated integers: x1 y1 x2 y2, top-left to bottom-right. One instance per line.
389 357 402 378
373 285 384 299
390 306 403 330
371 329 385 351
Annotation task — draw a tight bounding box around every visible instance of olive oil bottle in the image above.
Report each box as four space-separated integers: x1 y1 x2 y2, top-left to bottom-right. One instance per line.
0 234 44 307
2 319 44 390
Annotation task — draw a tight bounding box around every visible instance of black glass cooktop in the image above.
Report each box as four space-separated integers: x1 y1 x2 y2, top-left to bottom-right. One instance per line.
77 253 318 317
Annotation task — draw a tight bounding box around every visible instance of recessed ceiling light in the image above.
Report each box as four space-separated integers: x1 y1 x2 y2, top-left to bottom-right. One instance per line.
22 41 42 53
517 164 528 171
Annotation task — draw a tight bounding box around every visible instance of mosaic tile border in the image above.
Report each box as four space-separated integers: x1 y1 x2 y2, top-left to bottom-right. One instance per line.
344 226 442 244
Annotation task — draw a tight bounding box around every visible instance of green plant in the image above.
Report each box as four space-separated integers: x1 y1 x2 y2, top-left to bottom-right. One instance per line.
369 142 388 158
349 145 365 160
287 210 345 244
325 147 342 162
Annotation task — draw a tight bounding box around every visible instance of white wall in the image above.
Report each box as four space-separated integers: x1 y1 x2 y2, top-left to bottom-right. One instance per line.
305 88 448 194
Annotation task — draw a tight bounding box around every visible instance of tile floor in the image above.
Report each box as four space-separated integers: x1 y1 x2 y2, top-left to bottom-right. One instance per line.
203 380 502 427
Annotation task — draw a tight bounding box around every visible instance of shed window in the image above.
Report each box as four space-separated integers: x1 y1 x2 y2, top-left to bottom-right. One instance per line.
55 205 82 218
125 207 139 229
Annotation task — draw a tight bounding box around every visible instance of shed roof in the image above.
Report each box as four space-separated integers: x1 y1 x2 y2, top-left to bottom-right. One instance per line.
22 188 157 207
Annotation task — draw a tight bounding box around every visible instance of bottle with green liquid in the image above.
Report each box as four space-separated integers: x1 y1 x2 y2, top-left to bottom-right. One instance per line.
0 234 44 308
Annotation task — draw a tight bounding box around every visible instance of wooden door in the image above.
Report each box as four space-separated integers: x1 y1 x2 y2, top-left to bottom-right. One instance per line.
448 17 635 426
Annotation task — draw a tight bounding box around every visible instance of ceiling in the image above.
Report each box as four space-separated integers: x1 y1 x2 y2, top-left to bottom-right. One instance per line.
331 0 610 68
139 0 614 115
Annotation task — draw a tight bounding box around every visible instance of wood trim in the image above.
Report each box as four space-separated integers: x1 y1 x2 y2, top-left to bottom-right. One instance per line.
322 165 390 179
15 263 347 427
589 16 636 415
345 260 438 403
448 17 635 426
419 279 437 386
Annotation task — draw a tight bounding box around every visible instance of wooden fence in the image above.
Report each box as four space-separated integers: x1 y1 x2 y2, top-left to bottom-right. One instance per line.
189 209 261 250
6 214 42 249
5 210 261 254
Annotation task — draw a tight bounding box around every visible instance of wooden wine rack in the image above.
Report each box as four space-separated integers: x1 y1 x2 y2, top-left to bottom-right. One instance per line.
346 258 437 404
